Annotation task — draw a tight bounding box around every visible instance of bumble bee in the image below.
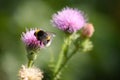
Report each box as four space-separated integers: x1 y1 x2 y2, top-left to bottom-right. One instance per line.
34 29 55 47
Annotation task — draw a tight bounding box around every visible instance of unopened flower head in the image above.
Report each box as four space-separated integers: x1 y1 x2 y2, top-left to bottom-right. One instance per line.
51 7 87 33
21 28 43 51
18 65 43 80
81 23 94 38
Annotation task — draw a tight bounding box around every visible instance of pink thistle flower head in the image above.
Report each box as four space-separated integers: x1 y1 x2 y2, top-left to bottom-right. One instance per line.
21 28 44 52
51 7 87 33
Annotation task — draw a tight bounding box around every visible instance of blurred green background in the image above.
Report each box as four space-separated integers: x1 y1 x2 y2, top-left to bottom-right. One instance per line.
0 0 120 80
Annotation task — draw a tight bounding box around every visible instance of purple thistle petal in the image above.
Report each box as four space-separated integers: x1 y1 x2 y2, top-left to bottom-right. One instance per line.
21 28 44 51
51 7 87 33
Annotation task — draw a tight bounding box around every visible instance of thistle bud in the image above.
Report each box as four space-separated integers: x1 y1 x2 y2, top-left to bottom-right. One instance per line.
81 23 94 38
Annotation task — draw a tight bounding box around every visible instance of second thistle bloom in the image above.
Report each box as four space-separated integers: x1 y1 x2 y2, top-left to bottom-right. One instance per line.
21 29 43 52
52 7 86 33
21 28 54 67
21 28 54 52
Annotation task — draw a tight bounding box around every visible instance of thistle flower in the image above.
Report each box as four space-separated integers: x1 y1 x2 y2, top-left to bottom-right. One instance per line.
51 7 86 33
18 65 43 80
21 28 43 52
81 23 94 38
21 28 54 67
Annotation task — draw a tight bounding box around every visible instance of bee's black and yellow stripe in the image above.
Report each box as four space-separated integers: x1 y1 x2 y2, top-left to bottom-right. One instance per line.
34 29 54 46
34 29 51 41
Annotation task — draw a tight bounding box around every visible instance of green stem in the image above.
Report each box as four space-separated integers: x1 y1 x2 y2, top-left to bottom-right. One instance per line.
27 51 37 68
53 46 79 80
53 35 72 80
52 33 90 80
67 46 79 63
28 60 34 68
